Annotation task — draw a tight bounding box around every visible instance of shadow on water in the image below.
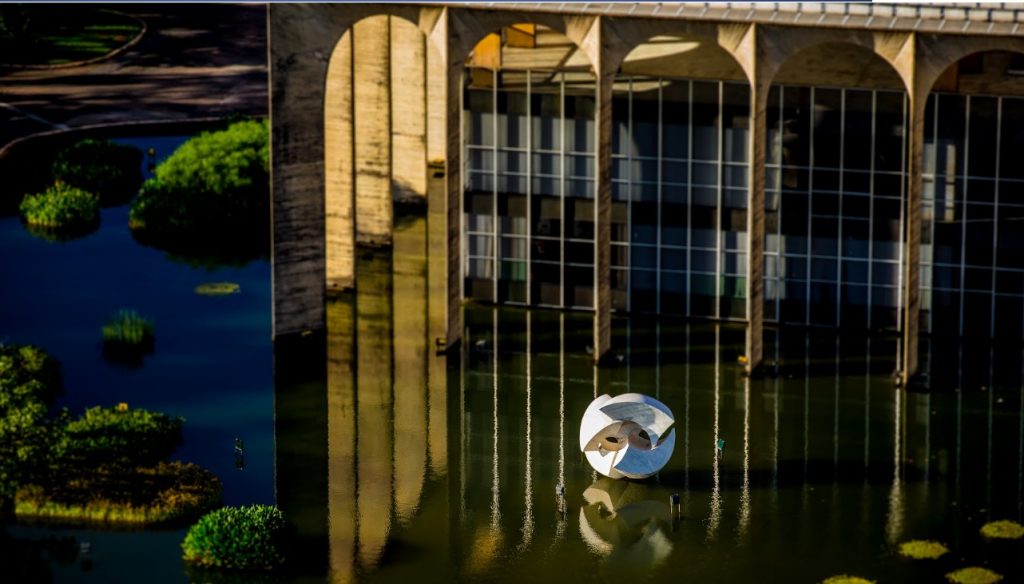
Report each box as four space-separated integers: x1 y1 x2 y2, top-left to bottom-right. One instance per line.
270 209 1024 584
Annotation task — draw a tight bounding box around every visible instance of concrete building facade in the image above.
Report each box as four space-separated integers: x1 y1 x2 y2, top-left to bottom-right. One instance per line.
270 2 1024 380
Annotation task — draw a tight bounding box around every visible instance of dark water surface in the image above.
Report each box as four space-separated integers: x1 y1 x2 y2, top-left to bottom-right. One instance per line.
2 179 1023 582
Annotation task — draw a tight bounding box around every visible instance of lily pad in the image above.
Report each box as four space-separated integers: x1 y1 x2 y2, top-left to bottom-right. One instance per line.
946 567 1003 584
980 520 1024 540
822 576 875 584
899 539 949 559
194 282 241 296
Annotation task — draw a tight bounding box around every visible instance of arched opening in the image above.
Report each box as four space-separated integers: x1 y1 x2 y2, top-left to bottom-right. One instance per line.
765 43 907 331
324 14 444 291
920 50 1024 343
611 35 749 320
463 24 596 308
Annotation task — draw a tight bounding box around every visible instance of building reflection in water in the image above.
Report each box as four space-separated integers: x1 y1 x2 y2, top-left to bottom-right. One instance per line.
274 217 1024 584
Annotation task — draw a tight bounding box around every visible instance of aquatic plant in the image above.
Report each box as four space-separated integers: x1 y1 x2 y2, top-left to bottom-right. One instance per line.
0 344 63 506
18 183 99 232
51 139 143 205
946 567 1004 584
101 310 154 368
898 539 950 559
821 576 875 584
129 119 268 243
62 405 183 469
195 282 241 296
15 461 221 525
102 309 154 347
182 505 291 571
980 520 1024 540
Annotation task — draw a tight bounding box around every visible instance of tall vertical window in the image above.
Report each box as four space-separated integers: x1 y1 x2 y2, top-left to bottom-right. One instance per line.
464 26 596 310
764 85 907 330
611 77 749 319
922 92 1024 339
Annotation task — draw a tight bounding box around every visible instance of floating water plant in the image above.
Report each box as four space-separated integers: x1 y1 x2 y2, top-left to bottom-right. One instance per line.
182 505 291 570
19 183 99 234
980 520 1024 540
946 567 1003 584
899 539 950 559
101 310 154 367
822 576 875 584
194 282 240 296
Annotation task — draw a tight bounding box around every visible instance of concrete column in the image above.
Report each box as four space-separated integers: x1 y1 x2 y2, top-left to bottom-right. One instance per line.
903 92 925 381
745 90 766 370
745 36 766 372
325 32 356 292
593 23 613 363
391 19 428 205
354 16 393 247
426 38 447 165
270 4 333 338
444 19 463 349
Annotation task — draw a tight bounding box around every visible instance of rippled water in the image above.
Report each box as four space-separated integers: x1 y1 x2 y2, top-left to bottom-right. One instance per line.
1 177 1022 582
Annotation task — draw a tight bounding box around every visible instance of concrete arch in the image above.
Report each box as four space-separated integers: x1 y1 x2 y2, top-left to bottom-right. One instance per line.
605 19 755 84
917 35 1024 99
758 27 915 97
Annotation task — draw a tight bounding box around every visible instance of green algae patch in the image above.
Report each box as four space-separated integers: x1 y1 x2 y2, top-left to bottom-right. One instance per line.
822 576 875 584
195 282 240 296
899 539 950 559
980 520 1024 540
946 567 1003 584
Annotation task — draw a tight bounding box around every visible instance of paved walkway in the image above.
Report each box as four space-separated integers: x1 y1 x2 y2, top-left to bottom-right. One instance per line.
0 4 267 150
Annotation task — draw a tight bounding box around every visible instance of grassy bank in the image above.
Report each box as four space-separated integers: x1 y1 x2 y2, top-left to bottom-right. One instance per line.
0 7 141 67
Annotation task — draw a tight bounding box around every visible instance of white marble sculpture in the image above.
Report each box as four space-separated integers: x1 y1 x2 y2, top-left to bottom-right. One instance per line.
579 393 675 479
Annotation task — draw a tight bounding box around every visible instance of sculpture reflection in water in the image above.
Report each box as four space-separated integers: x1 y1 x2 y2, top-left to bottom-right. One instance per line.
580 393 676 479
579 478 674 577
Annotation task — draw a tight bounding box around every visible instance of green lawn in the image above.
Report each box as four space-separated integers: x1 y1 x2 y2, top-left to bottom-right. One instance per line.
0 7 141 66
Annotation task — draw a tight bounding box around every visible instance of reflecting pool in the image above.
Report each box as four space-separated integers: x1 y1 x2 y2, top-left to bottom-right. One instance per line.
2 195 1023 582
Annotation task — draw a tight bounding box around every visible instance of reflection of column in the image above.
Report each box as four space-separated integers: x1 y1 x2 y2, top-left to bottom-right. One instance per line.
519 313 534 552
356 253 393 568
354 16 393 246
739 376 751 539
393 216 428 524
707 326 722 541
555 314 567 537
490 309 501 531
885 387 904 545
1018 387 1023 520
327 296 357 583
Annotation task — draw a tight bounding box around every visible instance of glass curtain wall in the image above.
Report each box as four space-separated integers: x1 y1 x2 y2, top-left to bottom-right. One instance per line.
611 77 750 319
465 67 596 308
764 85 907 330
921 92 1024 339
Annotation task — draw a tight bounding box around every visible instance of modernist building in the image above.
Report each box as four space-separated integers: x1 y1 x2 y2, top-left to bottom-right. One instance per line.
270 2 1024 380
